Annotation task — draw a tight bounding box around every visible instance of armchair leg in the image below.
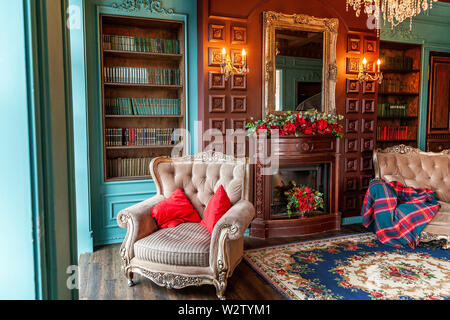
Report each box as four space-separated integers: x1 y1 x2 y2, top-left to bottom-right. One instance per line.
214 279 227 300
126 269 135 287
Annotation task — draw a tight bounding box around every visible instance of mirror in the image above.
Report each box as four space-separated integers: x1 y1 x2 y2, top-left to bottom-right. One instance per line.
275 29 323 112
263 11 338 115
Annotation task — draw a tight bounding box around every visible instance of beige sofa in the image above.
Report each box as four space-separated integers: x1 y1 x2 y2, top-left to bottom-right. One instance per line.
117 151 255 299
374 144 450 249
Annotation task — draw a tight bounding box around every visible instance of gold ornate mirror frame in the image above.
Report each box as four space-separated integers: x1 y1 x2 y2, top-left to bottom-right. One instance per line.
262 11 339 115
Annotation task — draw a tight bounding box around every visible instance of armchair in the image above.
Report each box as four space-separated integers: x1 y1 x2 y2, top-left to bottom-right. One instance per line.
117 151 255 299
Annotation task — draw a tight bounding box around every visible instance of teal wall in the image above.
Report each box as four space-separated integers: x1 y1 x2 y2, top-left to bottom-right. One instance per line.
73 0 198 247
0 0 38 299
276 55 322 110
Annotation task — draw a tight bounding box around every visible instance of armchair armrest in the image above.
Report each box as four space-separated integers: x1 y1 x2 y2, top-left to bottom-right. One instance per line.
210 199 255 242
209 199 255 273
117 194 165 263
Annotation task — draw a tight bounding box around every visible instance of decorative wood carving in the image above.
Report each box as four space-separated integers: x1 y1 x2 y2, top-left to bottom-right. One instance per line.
345 98 360 114
231 74 246 90
347 34 361 54
209 95 226 113
346 57 359 74
262 11 338 115
209 23 225 42
231 96 247 113
231 26 246 44
208 72 225 89
362 99 375 113
346 78 360 93
208 47 223 66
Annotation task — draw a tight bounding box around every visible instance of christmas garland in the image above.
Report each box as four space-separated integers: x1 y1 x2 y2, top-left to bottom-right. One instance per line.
246 110 344 138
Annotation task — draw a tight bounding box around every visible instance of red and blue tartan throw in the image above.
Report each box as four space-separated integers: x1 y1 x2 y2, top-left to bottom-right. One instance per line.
361 179 440 249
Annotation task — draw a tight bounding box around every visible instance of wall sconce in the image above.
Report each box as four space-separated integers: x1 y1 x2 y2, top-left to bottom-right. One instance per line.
220 48 249 81
358 57 383 84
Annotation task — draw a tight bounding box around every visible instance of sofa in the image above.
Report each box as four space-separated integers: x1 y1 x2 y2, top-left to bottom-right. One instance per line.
116 151 255 299
373 144 450 249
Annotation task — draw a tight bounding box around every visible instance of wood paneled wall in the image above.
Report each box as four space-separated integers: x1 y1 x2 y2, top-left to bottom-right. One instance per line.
197 0 379 218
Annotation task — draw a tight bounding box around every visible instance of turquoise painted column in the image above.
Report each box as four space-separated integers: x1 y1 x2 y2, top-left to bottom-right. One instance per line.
0 0 39 300
0 0 79 299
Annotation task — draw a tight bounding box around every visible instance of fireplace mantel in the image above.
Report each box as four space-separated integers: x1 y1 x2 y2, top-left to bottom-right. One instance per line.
250 134 342 238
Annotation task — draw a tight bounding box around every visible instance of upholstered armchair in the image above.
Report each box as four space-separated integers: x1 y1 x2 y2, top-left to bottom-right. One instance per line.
116 151 255 299
374 144 450 249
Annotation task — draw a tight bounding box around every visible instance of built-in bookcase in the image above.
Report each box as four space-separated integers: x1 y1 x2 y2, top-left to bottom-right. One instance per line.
377 41 421 148
100 15 186 182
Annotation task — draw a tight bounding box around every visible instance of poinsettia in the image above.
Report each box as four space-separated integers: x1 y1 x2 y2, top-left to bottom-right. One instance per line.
284 181 324 218
246 110 344 138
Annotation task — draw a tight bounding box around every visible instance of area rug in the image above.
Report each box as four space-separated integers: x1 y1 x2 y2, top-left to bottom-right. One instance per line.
243 233 450 300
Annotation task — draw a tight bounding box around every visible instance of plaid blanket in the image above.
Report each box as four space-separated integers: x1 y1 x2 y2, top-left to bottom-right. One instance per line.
361 179 440 249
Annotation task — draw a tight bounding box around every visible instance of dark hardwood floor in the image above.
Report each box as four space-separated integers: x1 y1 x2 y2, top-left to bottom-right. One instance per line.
78 224 367 300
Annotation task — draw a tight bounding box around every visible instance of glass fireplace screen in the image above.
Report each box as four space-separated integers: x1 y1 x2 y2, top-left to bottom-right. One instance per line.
271 164 330 219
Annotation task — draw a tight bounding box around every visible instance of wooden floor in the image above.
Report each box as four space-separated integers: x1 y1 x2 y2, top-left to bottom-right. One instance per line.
78 224 366 300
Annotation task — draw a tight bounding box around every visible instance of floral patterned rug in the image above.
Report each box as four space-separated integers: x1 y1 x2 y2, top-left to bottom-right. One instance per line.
243 233 450 300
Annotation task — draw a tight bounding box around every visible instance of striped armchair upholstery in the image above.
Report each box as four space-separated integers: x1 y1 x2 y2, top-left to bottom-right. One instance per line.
117 151 255 299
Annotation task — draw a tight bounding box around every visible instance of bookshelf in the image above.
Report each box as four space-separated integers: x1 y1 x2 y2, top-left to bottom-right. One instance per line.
377 41 421 148
100 14 186 182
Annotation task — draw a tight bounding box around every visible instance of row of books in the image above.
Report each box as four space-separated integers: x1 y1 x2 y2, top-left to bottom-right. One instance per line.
377 126 408 141
105 128 177 146
379 78 416 94
103 35 180 54
377 103 409 118
104 67 181 85
105 97 181 116
381 55 414 71
106 157 153 178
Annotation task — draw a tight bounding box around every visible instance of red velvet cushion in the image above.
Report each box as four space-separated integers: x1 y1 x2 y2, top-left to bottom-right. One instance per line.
200 185 231 234
151 188 201 228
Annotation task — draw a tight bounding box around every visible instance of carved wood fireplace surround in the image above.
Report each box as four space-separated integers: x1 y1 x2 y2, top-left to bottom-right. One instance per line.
250 134 342 238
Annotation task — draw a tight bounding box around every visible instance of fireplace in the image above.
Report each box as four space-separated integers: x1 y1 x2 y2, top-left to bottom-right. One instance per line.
271 164 330 219
250 134 342 238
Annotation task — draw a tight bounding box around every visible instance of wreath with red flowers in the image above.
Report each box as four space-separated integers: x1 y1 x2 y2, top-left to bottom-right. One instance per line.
284 181 324 218
246 110 344 138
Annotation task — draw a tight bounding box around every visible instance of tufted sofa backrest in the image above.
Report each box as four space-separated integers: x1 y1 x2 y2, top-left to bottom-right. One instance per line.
374 146 450 203
150 152 249 218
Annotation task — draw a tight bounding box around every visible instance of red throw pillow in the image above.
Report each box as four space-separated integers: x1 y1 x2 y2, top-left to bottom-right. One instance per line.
151 188 201 228
200 185 231 234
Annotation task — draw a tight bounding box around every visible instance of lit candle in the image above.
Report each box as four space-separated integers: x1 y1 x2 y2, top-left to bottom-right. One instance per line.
362 57 367 71
242 48 246 66
222 48 226 63
377 58 381 72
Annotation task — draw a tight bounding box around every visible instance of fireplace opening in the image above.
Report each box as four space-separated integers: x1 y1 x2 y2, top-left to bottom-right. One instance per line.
271 164 330 219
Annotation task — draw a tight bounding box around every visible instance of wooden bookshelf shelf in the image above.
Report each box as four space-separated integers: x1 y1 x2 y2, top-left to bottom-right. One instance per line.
101 14 186 181
105 115 182 118
106 145 175 150
104 83 183 89
103 49 183 60
106 175 153 182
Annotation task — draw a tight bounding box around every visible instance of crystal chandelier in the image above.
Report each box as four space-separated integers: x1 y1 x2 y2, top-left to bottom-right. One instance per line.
346 0 438 30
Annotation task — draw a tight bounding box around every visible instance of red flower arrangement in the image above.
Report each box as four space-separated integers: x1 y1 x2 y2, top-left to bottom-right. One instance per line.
246 110 344 138
284 181 324 218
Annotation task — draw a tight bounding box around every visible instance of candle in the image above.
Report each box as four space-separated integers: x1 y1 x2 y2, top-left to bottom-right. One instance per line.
362 57 367 71
222 48 226 63
242 48 246 66
377 58 381 72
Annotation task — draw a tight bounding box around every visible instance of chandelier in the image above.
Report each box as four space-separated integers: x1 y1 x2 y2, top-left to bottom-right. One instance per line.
346 0 438 30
